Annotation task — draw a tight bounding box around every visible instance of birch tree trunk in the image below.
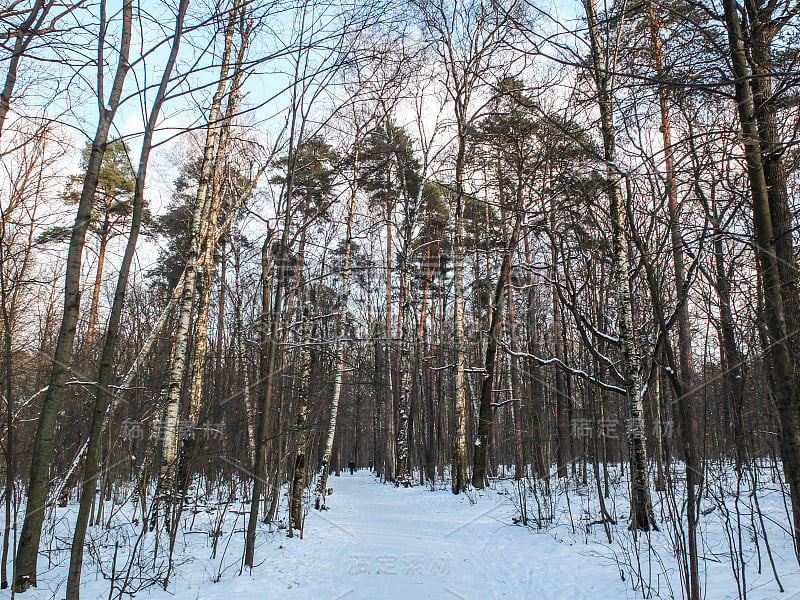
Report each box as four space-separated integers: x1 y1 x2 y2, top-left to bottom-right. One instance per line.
395 148 422 487
384 196 396 482
451 124 470 495
176 30 247 496
64 3 188 596
582 0 656 531
411 0 509 494
315 143 359 507
14 1 133 589
156 0 239 523
396 242 414 486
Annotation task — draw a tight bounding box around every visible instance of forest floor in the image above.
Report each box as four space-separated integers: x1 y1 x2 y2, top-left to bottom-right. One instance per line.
4 467 800 599
236 470 633 600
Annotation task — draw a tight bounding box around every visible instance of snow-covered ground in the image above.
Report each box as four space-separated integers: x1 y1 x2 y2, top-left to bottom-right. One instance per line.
3 467 799 599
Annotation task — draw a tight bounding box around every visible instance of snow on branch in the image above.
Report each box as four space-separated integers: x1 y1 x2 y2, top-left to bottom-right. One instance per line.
498 342 626 395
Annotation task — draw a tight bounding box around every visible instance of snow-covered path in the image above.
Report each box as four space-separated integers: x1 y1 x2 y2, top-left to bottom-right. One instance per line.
7 469 800 599
226 471 630 600
10 471 639 600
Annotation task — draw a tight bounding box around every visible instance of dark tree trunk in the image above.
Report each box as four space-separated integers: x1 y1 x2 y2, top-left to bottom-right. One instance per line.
14 2 133 590
473 211 523 488
65 3 187 596
650 16 700 597
722 0 800 563
289 302 312 535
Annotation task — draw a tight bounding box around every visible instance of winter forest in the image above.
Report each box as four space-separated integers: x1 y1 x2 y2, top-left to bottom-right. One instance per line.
1 0 800 598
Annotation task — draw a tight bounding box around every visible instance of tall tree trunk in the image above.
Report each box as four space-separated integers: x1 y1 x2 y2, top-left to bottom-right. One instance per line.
85 210 111 352
649 16 700 597
315 144 359 507
507 287 526 480
452 122 469 495
410 0 505 494
176 36 246 493
245 233 281 567
175 253 214 495
245 62 303 560
418 241 436 483
233 237 257 467
743 0 800 374
373 328 384 477
473 209 523 488
64 3 187 596
289 301 312 534
420 297 435 483
156 1 239 520
396 158 421 486
384 197 396 482
722 0 800 561
14 2 133 589
396 252 413 486
583 0 656 531
552 238 570 479
214 241 227 401
711 199 747 468
523 232 546 478
0 223 15 589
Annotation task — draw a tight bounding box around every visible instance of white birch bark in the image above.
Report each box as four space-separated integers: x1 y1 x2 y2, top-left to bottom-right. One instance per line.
451 128 469 494
157 0 240 518
583 0 656 531
315 143 359 507
178 30 248 493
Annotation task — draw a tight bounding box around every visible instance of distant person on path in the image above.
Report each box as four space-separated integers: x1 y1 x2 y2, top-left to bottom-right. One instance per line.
348 460 356 475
